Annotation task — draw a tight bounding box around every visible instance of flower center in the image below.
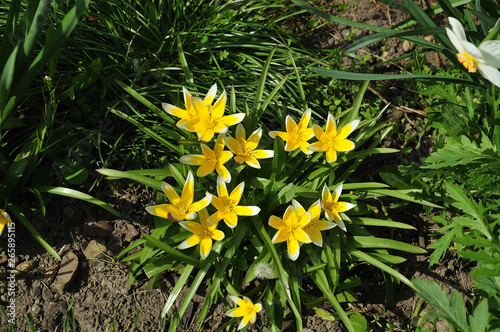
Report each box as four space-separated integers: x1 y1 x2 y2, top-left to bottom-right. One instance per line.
324 201 339 212
457 52 478 73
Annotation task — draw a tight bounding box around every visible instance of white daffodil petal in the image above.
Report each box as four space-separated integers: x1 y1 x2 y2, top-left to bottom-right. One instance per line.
479 41 500 68
478 64 500 88
449 17 467 41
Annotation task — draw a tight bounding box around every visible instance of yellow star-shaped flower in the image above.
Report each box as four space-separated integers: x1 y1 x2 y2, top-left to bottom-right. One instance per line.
162 84 218 128
226 124 274 169
226 296 262 330
321 183 355 232
178 208 225 260
269 109 314 154
145 170 212 221
0 209 12 235
183 89 245 142
208 176 260 228
180 135 234 183
292 199 335 247
308 113 360 163
269 205 311 261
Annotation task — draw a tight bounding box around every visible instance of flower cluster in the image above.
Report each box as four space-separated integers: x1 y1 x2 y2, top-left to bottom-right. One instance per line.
148 85 359 328
269 108 360 163
268 183 355 261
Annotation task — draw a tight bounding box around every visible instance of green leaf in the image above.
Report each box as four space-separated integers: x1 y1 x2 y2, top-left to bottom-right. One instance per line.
350 313 368 332
311 68 482 88
350 217 416 230
96 168 163 191
142 233 200 267
412 279 470 332
468 299 488 332
176 34 193 84
33 186 121 217
348 236 427 254
7 203 61 260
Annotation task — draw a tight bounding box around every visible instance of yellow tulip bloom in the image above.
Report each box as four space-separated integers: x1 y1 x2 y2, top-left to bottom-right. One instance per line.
162 84 218 128
183 89 245 142
309 113 360 163
178 208 224 260
226 124 274 169
226 296 262 330
0 209 12 235
321 183 355 232
269 109 314 154
145 170 212 221
292 199 335 247
208 176 261 228
269 205 311 261
180 135 234 183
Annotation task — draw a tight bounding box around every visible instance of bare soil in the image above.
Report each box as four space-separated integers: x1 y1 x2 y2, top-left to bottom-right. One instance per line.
0 1 474 331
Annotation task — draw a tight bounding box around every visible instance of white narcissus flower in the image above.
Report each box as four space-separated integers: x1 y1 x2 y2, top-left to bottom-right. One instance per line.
446 17 500 87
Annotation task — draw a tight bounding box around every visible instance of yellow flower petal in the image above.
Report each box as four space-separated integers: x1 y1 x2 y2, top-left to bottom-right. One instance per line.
219 113 245 127
326 148 337 163
272 229 289 244
233 205 260 216
235 123 246 141
197 162 216 177
215 164 231 182
229 182 245 203
268 215 285 229
180 154 206 166
268 131 289 141
293 228 311 243
199 236 213 260
298 109 312 130
336 119 360 140
178 233 202 249
211 196 225 211
161 182 181 206
287 238 300 261
252 150 273 159
333 139 355 152
188 192 212 214
211 229 225 241
180 171 195 208
145 204 180 220
199 128 216 142
223 210 238 228
226 137 244 155
203 83 218 105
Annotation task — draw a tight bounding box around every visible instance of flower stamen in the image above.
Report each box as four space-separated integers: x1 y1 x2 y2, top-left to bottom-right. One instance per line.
457 52 478 72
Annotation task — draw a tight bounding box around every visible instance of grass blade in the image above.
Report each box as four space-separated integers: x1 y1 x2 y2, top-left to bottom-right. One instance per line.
33 186 121 217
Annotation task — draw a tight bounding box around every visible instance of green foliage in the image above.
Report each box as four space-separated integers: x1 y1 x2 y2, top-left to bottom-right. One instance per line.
98 50 432 330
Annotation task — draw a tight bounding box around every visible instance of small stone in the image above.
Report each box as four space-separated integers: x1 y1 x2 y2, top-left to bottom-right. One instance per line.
31 304 42 316
402 40 414 52
52 252 79 292
124 223 139 242
82 239 107 260
0 254 7 264
42 289 53 301
16 260 37 272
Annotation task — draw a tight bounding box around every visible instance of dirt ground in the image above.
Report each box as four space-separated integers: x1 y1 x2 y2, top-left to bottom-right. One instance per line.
0 1 474 331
